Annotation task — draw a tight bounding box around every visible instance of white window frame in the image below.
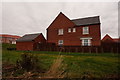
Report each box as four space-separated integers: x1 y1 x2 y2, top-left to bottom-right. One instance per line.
73 28 76 32
58 40 63 45
82 39 91 46
80 37 92 46
58 29 63 35
68 28 71 33
83 27 89 34
12 41 16 44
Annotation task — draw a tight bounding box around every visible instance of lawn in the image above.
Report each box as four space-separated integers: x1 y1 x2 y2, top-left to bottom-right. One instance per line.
2 43 120 78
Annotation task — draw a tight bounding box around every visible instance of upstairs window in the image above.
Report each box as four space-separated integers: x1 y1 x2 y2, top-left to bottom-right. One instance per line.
68 28 71 33
73 28 76 32
83 27 89 34
58 29 63 35
58 40 63 45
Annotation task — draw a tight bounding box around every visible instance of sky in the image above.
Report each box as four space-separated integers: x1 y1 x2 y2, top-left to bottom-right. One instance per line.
1 2 119 39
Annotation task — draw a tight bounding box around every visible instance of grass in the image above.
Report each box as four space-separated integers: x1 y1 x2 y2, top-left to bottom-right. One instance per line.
63 55 119 78
2 43 120 78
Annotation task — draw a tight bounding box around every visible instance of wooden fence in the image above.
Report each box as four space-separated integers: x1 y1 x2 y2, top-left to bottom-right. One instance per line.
35 42 120 53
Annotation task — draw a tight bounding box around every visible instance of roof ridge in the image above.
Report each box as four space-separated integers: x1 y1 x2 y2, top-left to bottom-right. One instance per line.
25 33 41 35
71 16 99 21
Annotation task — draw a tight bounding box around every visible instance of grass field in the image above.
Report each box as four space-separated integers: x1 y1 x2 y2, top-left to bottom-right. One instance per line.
2 43 120 78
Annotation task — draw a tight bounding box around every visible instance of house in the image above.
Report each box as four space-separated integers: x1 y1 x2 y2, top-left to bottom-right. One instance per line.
16 33 46 51
102 34 120 43
101 34 120 53
0 34 20 44
47 12 101 46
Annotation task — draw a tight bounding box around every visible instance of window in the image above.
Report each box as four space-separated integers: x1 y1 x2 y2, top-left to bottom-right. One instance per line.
82 39 91 46
68 28 71 33
58 29 63 35
83 27 89 34
12 41 16 44
58 40 63 45
73 28 76 32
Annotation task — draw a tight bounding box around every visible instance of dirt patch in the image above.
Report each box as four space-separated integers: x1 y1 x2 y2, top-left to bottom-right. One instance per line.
43 55 66 78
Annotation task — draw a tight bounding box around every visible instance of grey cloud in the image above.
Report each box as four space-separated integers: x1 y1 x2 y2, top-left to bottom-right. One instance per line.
2 2 118 39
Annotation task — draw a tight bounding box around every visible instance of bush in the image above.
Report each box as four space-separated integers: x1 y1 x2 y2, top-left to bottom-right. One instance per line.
16 53 41 72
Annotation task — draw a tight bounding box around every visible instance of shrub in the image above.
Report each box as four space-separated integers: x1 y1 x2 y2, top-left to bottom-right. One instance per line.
16 53 41 72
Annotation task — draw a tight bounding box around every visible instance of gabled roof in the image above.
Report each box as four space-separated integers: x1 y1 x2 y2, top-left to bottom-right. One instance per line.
102 34 113 41
71 16 100 26
47 12 74 29
47 12 100 29
17 33 41 42
102 34 120 43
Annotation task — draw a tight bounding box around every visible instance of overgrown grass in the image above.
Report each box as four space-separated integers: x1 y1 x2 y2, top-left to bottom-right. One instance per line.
2 43 120 78
63 55 120 78
2 43 57 71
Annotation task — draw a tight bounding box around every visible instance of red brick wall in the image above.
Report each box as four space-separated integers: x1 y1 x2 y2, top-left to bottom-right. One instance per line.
47 12 75 43
47 24 101 46
1 37 10 43
16 41 34 51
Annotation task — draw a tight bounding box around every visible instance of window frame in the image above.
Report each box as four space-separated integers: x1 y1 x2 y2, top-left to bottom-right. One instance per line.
58 29 64 35
73 28 76 32
58 40 64 45
83 26 89 34
68 28 71 33
82 39 91 46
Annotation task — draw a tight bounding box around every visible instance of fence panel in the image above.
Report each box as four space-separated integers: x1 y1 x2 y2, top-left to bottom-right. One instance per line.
35 42 120 53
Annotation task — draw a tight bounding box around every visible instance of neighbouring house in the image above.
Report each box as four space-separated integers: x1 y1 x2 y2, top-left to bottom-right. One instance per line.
0 34 20 44
16 33 46 51
101 34 120 53
47 12 101 46
102 34 120 43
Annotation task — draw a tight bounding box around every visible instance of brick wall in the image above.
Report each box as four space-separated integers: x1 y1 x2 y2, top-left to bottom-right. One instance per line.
16 41 34 51
47 24 101 46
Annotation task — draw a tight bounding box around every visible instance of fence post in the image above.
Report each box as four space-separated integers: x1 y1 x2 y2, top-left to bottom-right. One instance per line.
82 47 84 53
117 47 118 54
89 47 91 53
82 47 83 53
75 48 78 53
101 47 103 53
96 47 98 53
111 47 113 53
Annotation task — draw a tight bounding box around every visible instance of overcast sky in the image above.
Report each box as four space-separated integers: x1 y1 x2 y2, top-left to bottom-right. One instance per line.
1 2 118 39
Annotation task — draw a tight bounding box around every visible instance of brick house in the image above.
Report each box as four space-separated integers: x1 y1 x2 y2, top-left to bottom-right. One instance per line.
47 12 101 46
0 34 20 44
16 33 46 51
101 34 120 53
102 34 120 43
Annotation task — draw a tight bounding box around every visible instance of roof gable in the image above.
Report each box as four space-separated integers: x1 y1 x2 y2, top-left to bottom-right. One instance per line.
102 34 113 42
47 12 100 29
17 33 41 42
71 16 100 26
47 12 75 29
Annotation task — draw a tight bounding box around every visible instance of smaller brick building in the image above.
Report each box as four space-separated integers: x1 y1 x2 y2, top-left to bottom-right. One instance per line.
16 33 46 51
